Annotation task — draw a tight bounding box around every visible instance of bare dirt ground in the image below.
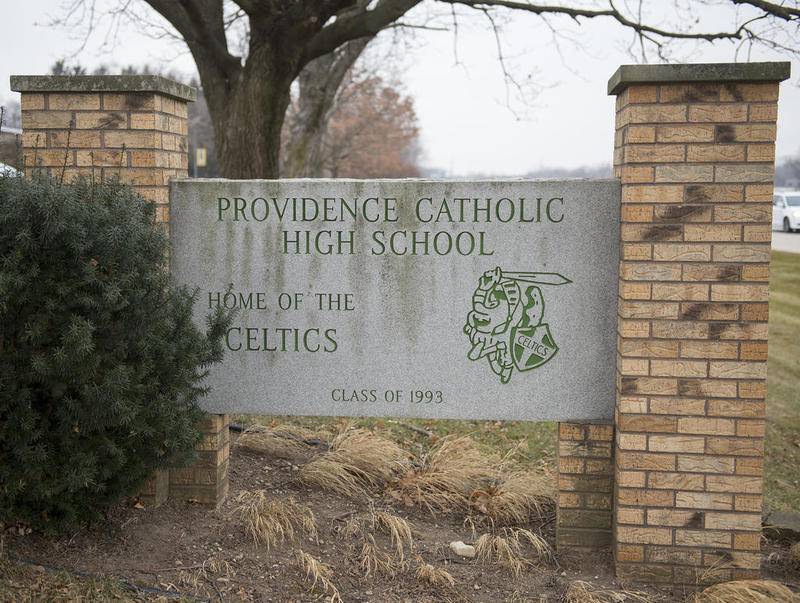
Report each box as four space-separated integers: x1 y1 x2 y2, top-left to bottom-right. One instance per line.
0 434 792 602
0 441 628 602
0 426 800 603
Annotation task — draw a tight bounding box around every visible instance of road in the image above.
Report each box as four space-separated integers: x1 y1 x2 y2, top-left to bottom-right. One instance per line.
772 231 800 254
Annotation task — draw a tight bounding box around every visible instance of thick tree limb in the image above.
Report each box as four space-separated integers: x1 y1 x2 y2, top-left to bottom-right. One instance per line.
284 38 371 176
144 0 240 79
732 0 800 21
303 0 422 63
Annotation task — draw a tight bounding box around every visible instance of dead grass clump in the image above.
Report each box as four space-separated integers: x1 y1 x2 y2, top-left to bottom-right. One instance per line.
173 555 236 597
299 426 409 497
474 528 554 577
295 550 342 603
791 542 800 567
359 534 397 577
236 424 320 459
235 490 317 549
690 580 797 603
372 511 414 560
414 557 456 588
340 511 411 577
470 470 554 526
393 436 496 514
563 580 659 603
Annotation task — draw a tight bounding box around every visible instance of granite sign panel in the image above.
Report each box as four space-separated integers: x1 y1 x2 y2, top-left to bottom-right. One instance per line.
170 179 620 421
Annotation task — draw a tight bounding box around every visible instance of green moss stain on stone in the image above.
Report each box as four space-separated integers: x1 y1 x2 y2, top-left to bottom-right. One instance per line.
199 186 218 267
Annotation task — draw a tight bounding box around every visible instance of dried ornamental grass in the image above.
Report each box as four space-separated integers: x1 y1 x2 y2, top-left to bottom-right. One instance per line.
359 534 397 577
299 426 409 496
393 436 496 514
340 511 412 577
563 580 660 603
415 558 456 588
236 423 319 459
174 556 236 597
791 542 800 568
372 511 414 560
295 550 342 603
470 470 554 526
235 491 317 549
474 528 554 577
690 579 798 603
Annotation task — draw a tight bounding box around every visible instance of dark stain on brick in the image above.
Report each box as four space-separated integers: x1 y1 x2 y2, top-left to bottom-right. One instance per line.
678 380 701 397
723 84 743 102
716 124 736 143
685 185 709 203
719 265 742 281
709 323 729 340
99 112 125 129
657 205 705 222
681 304 705 320
685 84 718 102
686 512 704 528
125 94 147 110
621 377 639 395
643 224 682 240
682 302 737 320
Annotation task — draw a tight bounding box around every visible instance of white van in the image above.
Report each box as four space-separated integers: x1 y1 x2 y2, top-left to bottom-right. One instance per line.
773 191 800 232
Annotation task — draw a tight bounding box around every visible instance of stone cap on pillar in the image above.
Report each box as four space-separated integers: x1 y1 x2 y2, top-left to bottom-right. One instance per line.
10 74 196 102
607 61 791 95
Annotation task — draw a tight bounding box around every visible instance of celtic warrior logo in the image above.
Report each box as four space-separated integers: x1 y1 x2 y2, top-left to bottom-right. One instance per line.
463 267 571 384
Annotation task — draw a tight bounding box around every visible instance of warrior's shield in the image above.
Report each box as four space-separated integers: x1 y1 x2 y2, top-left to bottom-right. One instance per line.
510 323 558 371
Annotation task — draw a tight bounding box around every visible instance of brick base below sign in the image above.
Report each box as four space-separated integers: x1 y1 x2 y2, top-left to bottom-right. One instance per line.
170 414 230 506
556 422 615 550
138 469 170 507
135 415 230 508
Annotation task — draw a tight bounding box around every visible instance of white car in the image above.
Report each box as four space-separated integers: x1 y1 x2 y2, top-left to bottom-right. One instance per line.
773 191 800 233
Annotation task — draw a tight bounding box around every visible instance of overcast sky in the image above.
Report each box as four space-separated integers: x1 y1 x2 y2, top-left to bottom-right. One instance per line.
1 1 798 176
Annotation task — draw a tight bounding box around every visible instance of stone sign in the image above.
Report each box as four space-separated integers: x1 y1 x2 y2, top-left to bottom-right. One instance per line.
170 179 620 420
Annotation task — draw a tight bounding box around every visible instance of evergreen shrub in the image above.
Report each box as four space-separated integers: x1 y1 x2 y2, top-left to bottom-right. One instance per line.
0 175 229 530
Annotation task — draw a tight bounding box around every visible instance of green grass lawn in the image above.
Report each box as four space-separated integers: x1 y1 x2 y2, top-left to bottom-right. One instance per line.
765 250 800 513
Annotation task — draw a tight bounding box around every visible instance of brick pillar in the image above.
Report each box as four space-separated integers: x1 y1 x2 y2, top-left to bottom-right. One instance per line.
11 75 230 508
556 422 615 551
608 62 790 585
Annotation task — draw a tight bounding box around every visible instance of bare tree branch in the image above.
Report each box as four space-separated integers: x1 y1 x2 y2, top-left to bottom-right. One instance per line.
440 0 798 47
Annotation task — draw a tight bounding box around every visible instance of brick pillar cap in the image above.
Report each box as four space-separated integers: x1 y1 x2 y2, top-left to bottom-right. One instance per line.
10 74 196 102
608 61 790 95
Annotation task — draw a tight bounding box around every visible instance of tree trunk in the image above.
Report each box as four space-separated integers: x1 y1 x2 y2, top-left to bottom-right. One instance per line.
283 39 369 178
210 44 299 179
